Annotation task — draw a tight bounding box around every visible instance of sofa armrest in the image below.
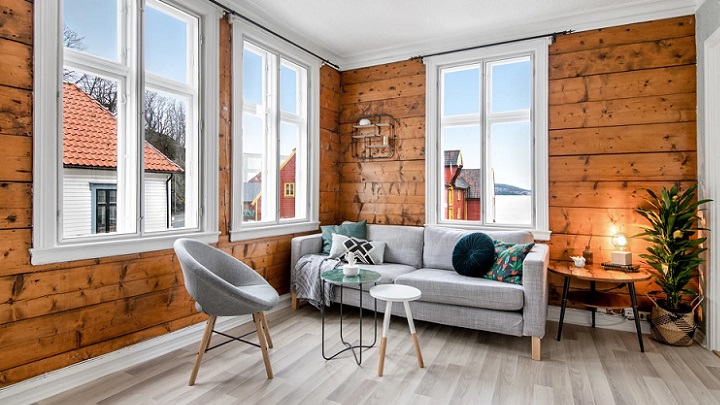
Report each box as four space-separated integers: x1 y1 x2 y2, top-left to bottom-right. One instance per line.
521 243 549 338
290 233 323 292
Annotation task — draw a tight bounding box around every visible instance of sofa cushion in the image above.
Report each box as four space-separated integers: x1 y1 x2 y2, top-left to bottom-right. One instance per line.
328 234 386 264
321 220 367 254
366 224 424 268
484 241 536 285
394 268 524 311
424 227 479 270
424 226 535 271
452 232 495 277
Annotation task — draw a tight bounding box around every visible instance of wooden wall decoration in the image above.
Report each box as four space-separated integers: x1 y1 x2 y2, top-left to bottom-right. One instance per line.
0 10 342 387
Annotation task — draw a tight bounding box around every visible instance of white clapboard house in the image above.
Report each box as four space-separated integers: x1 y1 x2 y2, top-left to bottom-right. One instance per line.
62 82 183 238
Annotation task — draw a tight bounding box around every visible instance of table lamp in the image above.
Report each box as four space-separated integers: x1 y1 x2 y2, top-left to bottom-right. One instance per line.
610 232 632 265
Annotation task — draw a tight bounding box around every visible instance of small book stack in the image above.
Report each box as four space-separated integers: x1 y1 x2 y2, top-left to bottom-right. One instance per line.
601 262 640 272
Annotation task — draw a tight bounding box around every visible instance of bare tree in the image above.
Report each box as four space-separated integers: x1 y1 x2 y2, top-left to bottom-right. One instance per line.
63 25 86 52
63 26 119 114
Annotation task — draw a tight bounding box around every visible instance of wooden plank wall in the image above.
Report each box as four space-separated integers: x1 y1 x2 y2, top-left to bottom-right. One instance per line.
337 17 697 308
0 9 341 387
547 16 697 306
338 60 426 224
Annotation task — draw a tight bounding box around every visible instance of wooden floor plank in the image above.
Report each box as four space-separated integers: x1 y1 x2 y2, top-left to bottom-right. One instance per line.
36 304 720 405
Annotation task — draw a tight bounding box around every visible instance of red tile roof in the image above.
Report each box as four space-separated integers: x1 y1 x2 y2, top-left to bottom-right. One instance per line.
63 82 183 173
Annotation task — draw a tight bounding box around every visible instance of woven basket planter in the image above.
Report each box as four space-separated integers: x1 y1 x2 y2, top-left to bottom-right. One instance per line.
648 295 703 346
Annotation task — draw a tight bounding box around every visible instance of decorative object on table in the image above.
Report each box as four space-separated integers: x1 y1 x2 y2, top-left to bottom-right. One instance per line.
601 262 640 272
570 256 586 268
582 235 594 264
634 184 712 346
343 251 360 276
610 232 632 265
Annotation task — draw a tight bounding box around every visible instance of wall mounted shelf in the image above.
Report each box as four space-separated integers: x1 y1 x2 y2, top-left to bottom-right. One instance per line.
351 114 396 160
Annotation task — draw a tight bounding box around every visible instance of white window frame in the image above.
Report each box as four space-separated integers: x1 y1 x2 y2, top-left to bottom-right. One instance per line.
230 18 320 241
31 0 221 265
424 38 551 240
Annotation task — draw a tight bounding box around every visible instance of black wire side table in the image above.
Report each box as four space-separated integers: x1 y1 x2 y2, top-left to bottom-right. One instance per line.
320 268 381 365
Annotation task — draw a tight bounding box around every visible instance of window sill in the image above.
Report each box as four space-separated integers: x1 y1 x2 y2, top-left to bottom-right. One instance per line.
29 230 220 266
426 223 551 241
230 221 320 242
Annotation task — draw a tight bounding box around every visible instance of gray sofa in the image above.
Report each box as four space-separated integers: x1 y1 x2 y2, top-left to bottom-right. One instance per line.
290 225 549 360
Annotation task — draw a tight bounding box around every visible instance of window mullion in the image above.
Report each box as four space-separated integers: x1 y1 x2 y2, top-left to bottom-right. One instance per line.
127 0 142 236
480 63 488 225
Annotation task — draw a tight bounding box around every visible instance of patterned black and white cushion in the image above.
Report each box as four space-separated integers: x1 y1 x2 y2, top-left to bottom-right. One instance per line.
342 237 376 264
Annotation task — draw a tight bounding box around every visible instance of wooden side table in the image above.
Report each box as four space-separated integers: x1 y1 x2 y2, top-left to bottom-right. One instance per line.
548 260 651 352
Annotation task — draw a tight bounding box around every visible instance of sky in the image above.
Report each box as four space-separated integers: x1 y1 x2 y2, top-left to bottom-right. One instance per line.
63 0 188 83
442 58 532 190
243 47 302 161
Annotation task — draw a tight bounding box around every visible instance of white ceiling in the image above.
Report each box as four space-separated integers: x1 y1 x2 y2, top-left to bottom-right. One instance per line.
225 0 698 70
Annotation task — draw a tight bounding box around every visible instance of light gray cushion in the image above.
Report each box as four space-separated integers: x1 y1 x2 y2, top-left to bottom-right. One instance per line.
395 268 524 311
423 226 534 271
366 224 424 268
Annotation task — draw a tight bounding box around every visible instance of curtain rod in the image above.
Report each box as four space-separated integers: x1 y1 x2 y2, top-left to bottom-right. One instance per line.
207 0 340 70
412 30 574 61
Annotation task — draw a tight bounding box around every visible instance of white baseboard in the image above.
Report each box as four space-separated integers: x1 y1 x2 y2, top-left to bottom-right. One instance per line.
547 304 651 335
0 294 291 405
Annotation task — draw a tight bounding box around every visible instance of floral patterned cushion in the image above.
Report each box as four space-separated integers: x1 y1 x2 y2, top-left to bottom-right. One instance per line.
483 241 535 285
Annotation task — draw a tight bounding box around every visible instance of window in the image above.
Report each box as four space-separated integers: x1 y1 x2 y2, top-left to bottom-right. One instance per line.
32 0 219 265
425 38 550 240
91 184 117 234
231 20 320 241
284 183 295 197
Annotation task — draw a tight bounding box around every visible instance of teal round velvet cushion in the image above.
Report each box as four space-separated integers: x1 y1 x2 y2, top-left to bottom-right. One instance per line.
452 232 495 277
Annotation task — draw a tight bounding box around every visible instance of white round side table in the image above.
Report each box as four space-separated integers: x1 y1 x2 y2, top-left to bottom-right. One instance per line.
369 284 424 377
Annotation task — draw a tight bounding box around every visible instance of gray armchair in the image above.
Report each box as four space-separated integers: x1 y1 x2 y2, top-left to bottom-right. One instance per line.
174 239 280 385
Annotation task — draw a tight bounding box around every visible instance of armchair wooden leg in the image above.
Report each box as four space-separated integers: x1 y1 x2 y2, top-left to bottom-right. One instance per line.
189 315 217 386
254 312 273 379
531 336 541 361
291 292 299 310
259 311 274 348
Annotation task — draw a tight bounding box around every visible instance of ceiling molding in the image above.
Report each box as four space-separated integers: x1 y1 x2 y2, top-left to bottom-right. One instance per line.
218 0 343 66
217 0 697 71
338 0 698 70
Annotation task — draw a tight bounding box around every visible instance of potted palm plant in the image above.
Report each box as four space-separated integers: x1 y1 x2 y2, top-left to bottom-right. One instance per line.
634 184 711 346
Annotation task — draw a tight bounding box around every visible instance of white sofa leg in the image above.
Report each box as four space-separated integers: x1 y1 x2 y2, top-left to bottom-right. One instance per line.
532 336 541 361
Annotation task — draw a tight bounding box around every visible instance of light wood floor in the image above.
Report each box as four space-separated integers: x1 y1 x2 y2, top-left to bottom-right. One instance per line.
39 304 720 405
